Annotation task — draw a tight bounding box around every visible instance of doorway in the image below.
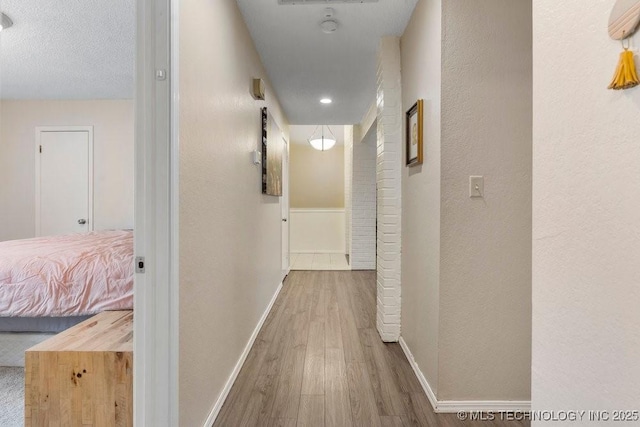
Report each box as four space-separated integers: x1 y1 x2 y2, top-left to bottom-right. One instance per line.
288 125 349 271
0 0 174 424
282 137 291 273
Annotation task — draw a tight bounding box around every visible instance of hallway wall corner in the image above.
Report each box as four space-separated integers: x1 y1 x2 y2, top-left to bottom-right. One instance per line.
375 36 403 343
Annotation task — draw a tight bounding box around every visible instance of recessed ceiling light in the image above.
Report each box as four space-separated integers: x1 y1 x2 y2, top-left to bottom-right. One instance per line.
320 98 332 104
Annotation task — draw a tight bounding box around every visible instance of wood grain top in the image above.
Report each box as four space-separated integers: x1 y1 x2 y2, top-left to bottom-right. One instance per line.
26 310 133 353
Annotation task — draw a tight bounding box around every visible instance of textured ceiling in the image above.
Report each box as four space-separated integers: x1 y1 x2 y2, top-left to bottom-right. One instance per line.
0 0 135 99
237 0 417 124
290 125 344 145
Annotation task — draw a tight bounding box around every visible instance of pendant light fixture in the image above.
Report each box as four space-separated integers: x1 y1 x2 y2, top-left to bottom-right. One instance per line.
308 125 336 151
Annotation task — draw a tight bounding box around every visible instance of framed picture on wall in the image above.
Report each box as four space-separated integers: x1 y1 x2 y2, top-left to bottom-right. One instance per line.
405 99 424 167
261 107 284 196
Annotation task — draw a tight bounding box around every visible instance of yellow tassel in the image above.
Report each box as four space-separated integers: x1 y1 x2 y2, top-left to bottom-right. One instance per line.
608 49 640 90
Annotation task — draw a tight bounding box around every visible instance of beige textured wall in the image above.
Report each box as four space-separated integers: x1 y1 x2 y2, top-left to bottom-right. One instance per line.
439 0 531 400
400 0 442 395
290 143 344 208
178 1 289 425
533 0 640 416
0 100 134 241
401 0 531 401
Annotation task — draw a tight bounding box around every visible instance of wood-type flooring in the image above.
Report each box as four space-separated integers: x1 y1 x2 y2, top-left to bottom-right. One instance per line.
214 271 529 427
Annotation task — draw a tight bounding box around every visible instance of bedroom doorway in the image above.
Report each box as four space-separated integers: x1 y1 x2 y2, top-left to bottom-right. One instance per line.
0 0 174 424
35 127 94 237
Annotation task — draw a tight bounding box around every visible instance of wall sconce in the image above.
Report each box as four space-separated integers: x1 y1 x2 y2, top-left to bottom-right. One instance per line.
252 78 265 100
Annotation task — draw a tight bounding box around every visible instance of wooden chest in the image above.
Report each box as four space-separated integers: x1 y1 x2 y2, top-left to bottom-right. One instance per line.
25 311 133 426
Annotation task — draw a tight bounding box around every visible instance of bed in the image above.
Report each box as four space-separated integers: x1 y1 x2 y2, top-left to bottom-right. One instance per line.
0 230 134 333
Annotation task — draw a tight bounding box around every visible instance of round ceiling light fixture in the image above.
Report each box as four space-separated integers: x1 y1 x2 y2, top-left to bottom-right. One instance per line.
308 125 337 151
320 98 332 104
320 7 338 34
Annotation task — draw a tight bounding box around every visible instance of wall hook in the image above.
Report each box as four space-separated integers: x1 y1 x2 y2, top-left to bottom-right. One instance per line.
622 33 631 50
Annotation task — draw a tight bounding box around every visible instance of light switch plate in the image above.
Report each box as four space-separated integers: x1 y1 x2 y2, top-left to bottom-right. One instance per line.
469 176 484 198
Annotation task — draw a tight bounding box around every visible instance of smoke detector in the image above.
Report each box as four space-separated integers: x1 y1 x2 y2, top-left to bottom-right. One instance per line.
320 8 338 34
321 20 338 34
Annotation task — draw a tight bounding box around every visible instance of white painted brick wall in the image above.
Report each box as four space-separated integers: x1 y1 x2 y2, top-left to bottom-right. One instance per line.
350 127 377 270
344 126 353 259
376 36 402 342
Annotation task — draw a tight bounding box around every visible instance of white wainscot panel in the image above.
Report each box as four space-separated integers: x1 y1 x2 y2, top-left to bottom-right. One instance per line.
290 209 345 254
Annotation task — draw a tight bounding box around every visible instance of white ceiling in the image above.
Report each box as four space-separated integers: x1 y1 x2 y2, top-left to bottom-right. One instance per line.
0 0 416 108
0 0 135 99
290 125 344 145
237 0 418 125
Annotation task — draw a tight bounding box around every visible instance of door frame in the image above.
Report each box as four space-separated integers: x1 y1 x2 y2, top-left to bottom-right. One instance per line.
134 0 178 425
281 137 290 274
34 126 94 237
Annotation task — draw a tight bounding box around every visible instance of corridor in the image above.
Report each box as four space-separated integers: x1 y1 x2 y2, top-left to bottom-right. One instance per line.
214 271 529 426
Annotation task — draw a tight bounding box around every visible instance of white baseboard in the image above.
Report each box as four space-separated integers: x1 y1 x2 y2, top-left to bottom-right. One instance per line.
436 400 531 413
291 250 346 254
378 333 400 343
289 209 345 214
203 282 284 427
399 337 439 410
398 337 531 414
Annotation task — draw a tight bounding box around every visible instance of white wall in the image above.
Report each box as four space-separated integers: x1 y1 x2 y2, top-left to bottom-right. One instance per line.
344 126 354 258
178 1 289 425
290 209 345 253
400 0 442 395
533 0 640 421
376 37 404 342
0 100 134 241
289 142 344 209
351 125 377 270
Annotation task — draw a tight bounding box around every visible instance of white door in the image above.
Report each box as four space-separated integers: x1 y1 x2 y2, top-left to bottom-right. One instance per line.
36 127 93 236
282 138 290 272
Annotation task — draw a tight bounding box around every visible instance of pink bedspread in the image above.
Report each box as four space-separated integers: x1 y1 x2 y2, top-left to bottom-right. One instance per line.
0 230 133 317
